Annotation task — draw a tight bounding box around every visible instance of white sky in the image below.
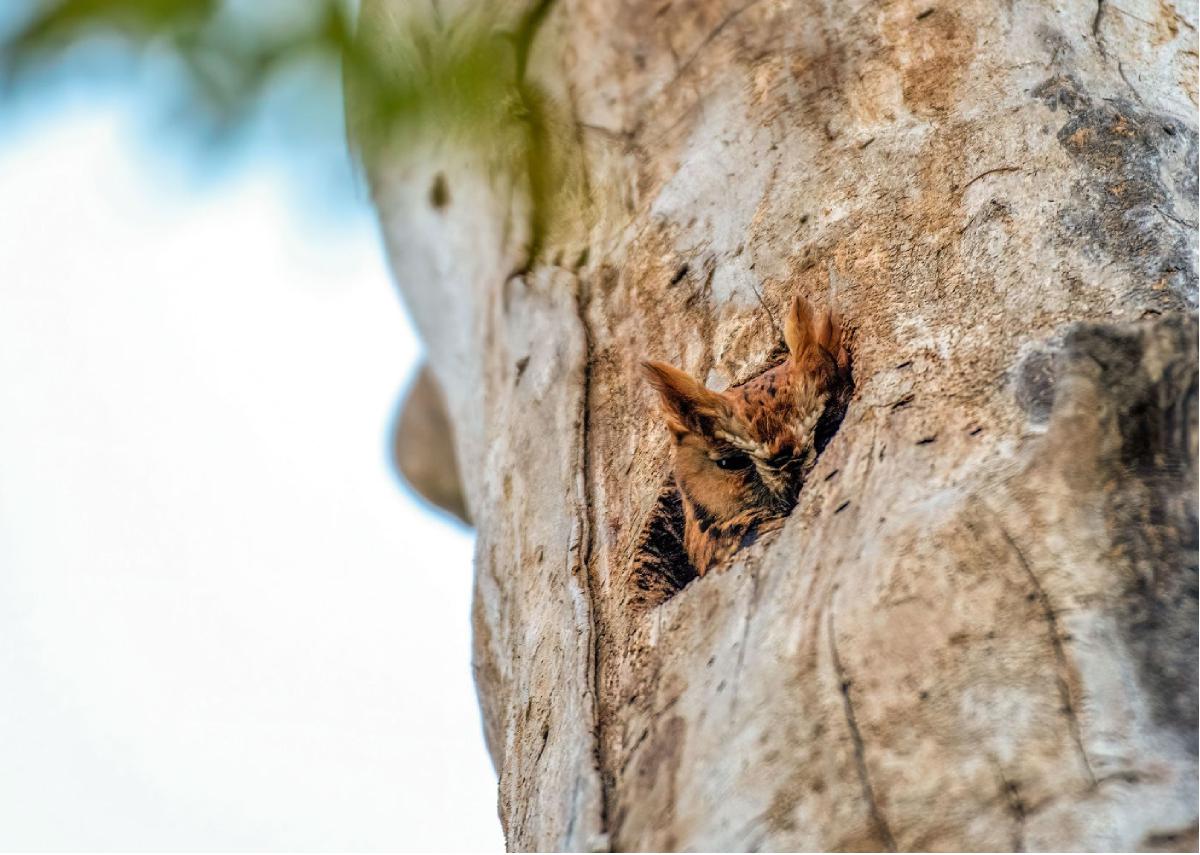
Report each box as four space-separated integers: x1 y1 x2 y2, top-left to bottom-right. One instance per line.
0 102 503 851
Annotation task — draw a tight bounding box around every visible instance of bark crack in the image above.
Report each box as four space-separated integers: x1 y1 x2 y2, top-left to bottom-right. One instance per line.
662 0 770 93
509 0 561 266
747 278 782 343
1091 0 1108 58
1117 60 1144 102
1153 204 1198 231
574 273 614 849
510 0 557 81
993 520 1097 786
827 591 897 851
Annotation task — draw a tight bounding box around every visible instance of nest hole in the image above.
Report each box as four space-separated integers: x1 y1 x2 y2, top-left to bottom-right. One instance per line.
628 367 854 610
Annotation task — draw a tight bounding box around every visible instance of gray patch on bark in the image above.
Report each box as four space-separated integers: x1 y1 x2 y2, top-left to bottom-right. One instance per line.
1033 76 1199 308
1014 345 1060 424
1064 314 1198 747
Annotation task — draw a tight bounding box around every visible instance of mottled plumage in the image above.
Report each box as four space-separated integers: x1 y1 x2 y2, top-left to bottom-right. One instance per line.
641 294 852 578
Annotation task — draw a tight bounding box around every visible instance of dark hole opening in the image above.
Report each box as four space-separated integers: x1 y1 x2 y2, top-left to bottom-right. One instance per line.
627 482 696 609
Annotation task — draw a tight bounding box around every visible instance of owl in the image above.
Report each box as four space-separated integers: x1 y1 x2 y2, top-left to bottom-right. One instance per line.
641 294 852 577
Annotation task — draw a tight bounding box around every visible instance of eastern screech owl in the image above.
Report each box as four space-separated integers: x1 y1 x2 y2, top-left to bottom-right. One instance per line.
642 294 851 576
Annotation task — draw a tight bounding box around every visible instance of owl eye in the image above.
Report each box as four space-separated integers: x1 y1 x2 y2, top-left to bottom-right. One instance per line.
714 452 752 471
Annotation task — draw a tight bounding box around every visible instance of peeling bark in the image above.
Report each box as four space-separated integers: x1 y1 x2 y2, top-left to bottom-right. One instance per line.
354 0 1197 849
392 365 470 523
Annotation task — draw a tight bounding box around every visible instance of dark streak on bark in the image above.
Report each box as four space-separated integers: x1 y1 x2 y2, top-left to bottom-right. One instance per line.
827 596 897 851
994 522 1098 786
962 165 1021 190
618 728 651 776
533 719 552 767
991 760 1027 852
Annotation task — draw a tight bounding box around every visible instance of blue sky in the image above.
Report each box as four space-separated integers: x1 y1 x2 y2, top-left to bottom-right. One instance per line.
0 63 502 852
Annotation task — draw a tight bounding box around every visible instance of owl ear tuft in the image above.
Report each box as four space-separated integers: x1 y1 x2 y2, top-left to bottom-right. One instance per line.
786 294 849 371
641 360 733 439
784 295 818 357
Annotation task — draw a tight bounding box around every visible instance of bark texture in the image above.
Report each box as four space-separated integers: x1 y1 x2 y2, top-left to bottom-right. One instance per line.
355 0 1198 849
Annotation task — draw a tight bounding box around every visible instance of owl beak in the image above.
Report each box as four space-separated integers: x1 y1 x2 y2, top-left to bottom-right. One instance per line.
752 460 799 513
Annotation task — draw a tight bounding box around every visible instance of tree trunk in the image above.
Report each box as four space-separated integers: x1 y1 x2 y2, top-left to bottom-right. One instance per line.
354 0 1198 849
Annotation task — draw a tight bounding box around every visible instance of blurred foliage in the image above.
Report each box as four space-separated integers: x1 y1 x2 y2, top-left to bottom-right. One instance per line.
3 1 351 134
0 0 570 257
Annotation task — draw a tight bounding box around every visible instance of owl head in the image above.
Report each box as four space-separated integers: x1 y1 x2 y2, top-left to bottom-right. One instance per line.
642 295 851 573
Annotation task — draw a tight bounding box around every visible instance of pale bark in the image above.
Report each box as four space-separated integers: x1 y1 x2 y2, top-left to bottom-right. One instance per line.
355 0 1198 849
